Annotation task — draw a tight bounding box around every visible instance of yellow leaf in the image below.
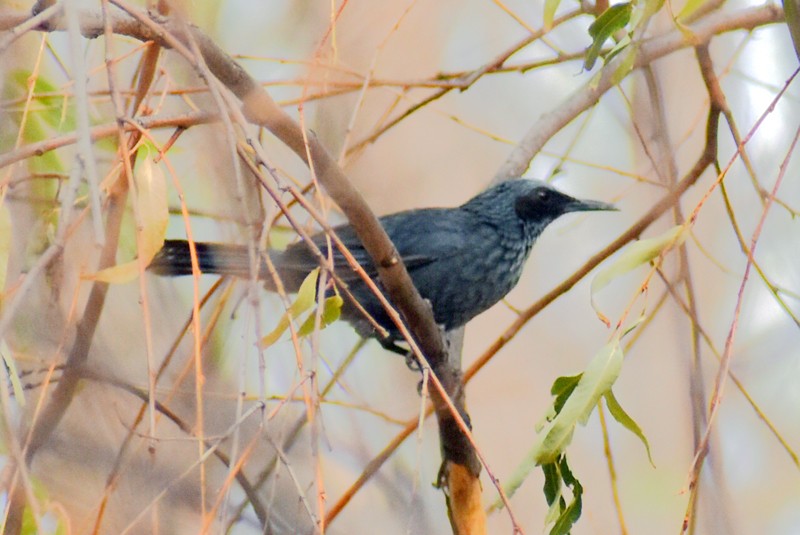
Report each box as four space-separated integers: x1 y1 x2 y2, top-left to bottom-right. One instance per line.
543 0 561 29
86 261 140 283
676 0 706 23
591 225 686 324
1 340 25 406
0 203 10 292
134 155 168 263
260 268 319 348
604 389 654 466
86 154 168 283
297 294 343 337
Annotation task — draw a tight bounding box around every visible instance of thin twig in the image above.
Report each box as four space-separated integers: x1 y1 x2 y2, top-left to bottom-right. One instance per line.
682 120 800 534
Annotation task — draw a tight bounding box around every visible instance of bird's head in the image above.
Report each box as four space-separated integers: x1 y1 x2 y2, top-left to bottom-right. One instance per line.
513 180 616 222
463 178 616 238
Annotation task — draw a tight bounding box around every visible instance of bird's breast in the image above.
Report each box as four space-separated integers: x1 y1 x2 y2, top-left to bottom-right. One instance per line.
421 232 534 330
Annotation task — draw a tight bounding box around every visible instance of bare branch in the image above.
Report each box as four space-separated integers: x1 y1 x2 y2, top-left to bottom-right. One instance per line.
493 4 783 183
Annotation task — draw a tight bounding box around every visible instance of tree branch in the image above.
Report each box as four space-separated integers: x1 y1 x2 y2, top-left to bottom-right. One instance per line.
493 4 783 183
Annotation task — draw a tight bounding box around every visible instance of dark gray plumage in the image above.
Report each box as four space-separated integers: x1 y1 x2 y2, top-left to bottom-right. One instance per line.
149 179 615 350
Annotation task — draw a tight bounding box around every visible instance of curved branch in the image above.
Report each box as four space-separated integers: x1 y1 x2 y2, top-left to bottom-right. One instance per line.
493 4 783 183
6 3 483 529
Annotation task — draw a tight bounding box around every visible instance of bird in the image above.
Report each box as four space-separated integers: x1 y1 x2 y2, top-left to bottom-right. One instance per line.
148 179 615 353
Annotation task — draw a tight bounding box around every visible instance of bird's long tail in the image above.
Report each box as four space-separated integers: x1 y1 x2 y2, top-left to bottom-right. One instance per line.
149 239 270 280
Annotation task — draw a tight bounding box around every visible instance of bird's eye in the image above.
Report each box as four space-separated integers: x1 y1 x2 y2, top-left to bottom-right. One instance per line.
536 189 550 202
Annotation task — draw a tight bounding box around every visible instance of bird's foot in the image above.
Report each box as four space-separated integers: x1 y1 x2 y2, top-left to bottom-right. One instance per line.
377 337 421 371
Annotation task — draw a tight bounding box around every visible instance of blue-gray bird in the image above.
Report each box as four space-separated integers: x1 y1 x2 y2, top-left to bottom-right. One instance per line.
148 179 615 352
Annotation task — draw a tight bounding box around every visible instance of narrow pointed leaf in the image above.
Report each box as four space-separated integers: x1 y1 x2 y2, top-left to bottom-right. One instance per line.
591 225 687 322
88 261 140 283
543 0 562 29
552 373 583 415
260 268 319 347
549 478 582 535
0 204 10 291
677 0 707 22
1 341 25 406
785 0 800 63
584 3 632 70
542 461 561 506
608 39 636 86
297 294 344 337
533 340 623 464
588 3 632 38
492 445 543 510
134 155 168 263
604 389 655 466
90 154 168 283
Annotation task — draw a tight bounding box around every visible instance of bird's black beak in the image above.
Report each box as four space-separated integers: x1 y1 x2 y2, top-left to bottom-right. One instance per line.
564 197 617 213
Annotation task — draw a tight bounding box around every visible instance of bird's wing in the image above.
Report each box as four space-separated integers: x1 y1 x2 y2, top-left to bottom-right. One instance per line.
275 208 470 284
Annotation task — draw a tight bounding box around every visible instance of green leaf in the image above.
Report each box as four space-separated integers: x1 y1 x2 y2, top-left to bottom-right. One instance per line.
492 444 541 509
588 3 632 38
533 340 624 464
1 341 25 407
260 268 320 348
4 71 76 175
784 0 800 63
558 454 577 486
604 389 655 466
493 344 623 512
18 477 67 535
629 0 664 31
542 460 561 506
584 42 603 72
543 482 565 526
551 373 582 397
676 0 706 23
9 70 76 132
541 456 584 535
536 374 583 433
591 225 687 324
297 294 343 337
552 373 582 415
605 33 632 63
543 0 562 30
549 475 582 535
609 44 637 86
584 3 632 70
22 72 73 131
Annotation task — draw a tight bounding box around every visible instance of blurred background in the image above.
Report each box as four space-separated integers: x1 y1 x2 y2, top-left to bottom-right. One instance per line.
1 0 799 533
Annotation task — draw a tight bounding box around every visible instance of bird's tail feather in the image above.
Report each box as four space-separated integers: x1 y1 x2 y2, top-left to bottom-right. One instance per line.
149 239 271 280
